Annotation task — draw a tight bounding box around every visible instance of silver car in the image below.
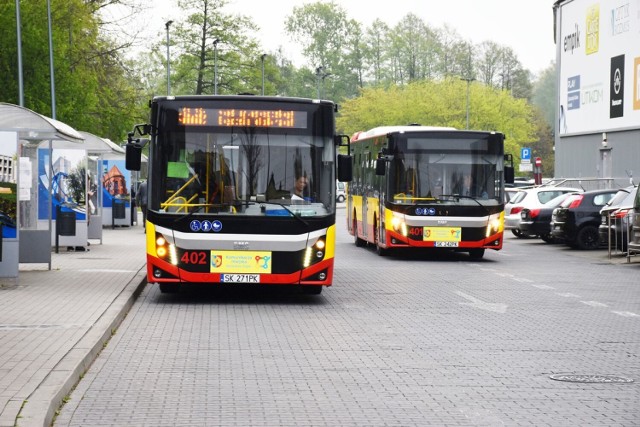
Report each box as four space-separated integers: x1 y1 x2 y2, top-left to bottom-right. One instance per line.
505 186 583 237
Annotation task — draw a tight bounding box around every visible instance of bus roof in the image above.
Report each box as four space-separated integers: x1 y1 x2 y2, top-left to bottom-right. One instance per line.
352 125 457 141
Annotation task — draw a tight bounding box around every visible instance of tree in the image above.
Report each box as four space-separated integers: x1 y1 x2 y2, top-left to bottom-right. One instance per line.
337 80 538 160
285 1 359 99
531 62 557 130
0 0 148 142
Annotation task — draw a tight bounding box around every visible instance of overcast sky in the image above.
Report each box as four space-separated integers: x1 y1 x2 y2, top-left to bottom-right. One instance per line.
133 0 556 74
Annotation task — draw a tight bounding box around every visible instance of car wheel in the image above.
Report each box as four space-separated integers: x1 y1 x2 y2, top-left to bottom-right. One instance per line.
575 225 600 250
511 229 524 238
337 195 345 202
540 233 555 243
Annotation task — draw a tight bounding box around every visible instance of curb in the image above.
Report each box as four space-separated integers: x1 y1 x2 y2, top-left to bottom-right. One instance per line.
14 268 148 427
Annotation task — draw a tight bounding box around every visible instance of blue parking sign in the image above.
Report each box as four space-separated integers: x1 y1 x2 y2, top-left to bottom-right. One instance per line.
521 147 531 161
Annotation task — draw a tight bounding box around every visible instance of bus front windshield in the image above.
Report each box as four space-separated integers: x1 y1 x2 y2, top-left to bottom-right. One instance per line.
154 129 335 217
388 142 503 205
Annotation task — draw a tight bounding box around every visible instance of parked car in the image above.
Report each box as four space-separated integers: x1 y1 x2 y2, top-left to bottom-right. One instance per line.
628 187 640 255
519 192 578 242
598 185 637 251
336 181 346 202
504 187 520 203
551 189 619 249
505 186 582 237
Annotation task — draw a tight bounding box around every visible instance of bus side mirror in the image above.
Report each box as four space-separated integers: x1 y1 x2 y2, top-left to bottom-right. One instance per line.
337 154 352 182
126 143 142 171
375 158 386 176
504 165 515 184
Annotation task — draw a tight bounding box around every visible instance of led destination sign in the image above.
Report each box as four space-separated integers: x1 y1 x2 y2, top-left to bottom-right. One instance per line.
178 107 307 129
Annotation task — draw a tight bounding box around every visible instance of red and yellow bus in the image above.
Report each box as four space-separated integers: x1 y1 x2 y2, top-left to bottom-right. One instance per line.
346 125 514 259
126 95 351 294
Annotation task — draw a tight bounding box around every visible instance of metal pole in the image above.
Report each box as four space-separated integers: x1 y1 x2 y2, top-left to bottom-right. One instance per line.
15 0 24 106
461 78 473 129
315 66 322 99
213 39 219 95
47 0 56 119
261 54 267 96
165 21 173 96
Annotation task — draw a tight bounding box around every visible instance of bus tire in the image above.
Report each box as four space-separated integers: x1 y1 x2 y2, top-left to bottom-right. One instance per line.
374 219 386 256
159 283 180 293
468 249 485 259
353 216 364 247
302 285 323 295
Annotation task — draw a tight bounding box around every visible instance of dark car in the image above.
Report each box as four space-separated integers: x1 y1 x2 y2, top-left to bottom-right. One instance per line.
519 192 577 242
551 189 618 249
598 185 638 251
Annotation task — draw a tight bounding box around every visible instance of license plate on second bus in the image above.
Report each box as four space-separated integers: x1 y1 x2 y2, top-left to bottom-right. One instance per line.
221 274 260 283
434 241 459 247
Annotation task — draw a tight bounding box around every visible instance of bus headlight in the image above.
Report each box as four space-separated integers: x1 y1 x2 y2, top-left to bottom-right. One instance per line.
391 217 408 237
486 213 502 238
155 234 178 265
303 238 326 268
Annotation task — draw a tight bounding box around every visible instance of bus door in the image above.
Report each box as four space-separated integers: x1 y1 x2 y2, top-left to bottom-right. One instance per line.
361 151 370 240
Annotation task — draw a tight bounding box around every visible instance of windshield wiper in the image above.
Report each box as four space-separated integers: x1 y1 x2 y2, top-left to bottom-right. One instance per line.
261 201 311 228
439 194 490 213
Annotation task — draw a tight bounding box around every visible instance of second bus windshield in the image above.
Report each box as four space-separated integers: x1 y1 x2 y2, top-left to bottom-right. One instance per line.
388 137 503 203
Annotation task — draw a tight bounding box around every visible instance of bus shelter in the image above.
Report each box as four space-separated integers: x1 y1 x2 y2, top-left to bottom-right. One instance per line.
79 132 129 241
0 103 84 277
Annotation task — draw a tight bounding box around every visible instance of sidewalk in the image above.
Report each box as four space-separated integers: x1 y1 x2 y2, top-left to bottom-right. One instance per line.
0 223 147 427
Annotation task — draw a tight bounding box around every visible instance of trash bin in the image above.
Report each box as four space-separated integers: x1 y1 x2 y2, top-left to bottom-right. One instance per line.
113 201 126 219
56 209 76 236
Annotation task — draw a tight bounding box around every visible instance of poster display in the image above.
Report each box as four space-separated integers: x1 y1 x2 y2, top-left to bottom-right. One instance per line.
0 131 17 239
558 0 640 135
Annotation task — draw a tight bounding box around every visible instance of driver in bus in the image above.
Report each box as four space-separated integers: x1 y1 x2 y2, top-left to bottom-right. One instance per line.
291 172 309 201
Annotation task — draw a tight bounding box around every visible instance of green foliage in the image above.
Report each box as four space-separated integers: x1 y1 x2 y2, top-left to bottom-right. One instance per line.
337 79 538 160
0 0 149 142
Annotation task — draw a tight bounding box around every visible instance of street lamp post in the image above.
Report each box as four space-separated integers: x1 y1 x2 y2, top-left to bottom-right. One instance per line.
165 20 173 96
315 66 323 99
213 39 219 95
47 0 56 118
460 77 474 130
261 54 267 96
315 66 331 99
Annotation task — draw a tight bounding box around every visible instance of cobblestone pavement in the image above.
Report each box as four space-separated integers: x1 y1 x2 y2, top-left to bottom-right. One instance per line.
0 225 146 427
54 213 639 427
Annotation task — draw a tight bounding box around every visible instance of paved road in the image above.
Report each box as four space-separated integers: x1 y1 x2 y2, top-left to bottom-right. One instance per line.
55 210 640 426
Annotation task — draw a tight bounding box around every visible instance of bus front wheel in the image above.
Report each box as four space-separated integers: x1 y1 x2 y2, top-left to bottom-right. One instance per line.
159 283 180 293
468 249 485 259
302 285 323 295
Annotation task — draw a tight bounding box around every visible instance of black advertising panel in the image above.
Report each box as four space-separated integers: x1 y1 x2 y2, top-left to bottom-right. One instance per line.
610 55 625 119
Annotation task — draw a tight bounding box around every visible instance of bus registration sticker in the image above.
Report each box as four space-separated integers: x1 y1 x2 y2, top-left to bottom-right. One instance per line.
210 250 272 273
221 274 260 283
423 227 461 245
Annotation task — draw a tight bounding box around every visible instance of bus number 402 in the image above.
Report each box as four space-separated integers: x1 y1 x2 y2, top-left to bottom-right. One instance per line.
181 251 208 265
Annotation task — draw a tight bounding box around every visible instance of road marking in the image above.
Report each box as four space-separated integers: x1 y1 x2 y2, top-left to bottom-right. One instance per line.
455 291 508 314
532 284 555 290
556 292 581 298
581 301 608 307
513 277 534 283
611 311 640 318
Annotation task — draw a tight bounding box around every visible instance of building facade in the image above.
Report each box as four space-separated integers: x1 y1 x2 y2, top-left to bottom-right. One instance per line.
553 0 640 185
